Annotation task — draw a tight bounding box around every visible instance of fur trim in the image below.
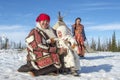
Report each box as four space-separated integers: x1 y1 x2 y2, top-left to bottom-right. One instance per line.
56 25 72 38
38 44 49 49
26 43 33 51
53 63 61 69
29 52 36 60
31 61 39 70
43 52 50 56
36 22 56 38
26 35 34 44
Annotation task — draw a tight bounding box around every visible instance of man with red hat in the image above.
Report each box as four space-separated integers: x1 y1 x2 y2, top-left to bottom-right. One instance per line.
18 13 61 76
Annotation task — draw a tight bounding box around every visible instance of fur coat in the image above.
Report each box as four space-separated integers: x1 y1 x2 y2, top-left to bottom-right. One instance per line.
25 22 61 70
56 26 80 70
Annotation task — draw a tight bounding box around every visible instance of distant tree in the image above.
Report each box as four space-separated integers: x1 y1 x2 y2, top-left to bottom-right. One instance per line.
117 40 120 51
1 37 9 49
18 41 22 49
102 41 109 51
107 38 112 51
14 42 17 49
90 38 96 51
101 44 105 51
111 31 117 52
86 40 90 48
97 37 101 51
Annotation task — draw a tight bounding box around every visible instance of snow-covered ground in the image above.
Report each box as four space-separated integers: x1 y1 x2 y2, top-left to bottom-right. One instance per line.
0 49 120 80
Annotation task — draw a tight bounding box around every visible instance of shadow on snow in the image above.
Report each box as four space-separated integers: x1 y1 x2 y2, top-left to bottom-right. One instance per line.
79 64 113 73
81 55 114 60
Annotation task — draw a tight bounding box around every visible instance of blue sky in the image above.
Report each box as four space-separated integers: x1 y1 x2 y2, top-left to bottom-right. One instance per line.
0 0 120 44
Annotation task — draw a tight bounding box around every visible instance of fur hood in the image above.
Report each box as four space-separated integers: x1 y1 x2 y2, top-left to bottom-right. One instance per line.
36 22 56 38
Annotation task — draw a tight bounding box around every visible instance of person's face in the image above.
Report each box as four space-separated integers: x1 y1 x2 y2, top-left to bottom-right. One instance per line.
39 20 50 29
57 31 62 38
76 19 81 25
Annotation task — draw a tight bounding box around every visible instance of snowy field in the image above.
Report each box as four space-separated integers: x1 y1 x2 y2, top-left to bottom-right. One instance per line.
0 49 120 80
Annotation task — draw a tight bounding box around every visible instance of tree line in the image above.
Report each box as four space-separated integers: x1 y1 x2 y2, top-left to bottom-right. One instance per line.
89 31 120 52
0 37 25 50
0 31 120 52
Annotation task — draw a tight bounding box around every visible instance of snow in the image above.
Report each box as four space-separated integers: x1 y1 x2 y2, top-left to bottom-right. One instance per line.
0 49 120 80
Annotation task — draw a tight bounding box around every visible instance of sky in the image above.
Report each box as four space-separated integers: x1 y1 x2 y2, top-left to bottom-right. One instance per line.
0 49 120 80
0 0 120 44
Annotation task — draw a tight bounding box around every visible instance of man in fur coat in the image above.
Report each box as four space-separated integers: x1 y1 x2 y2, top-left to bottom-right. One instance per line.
18 13 61 76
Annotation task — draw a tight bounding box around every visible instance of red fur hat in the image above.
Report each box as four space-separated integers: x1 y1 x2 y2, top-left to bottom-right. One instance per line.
36 13 50 22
